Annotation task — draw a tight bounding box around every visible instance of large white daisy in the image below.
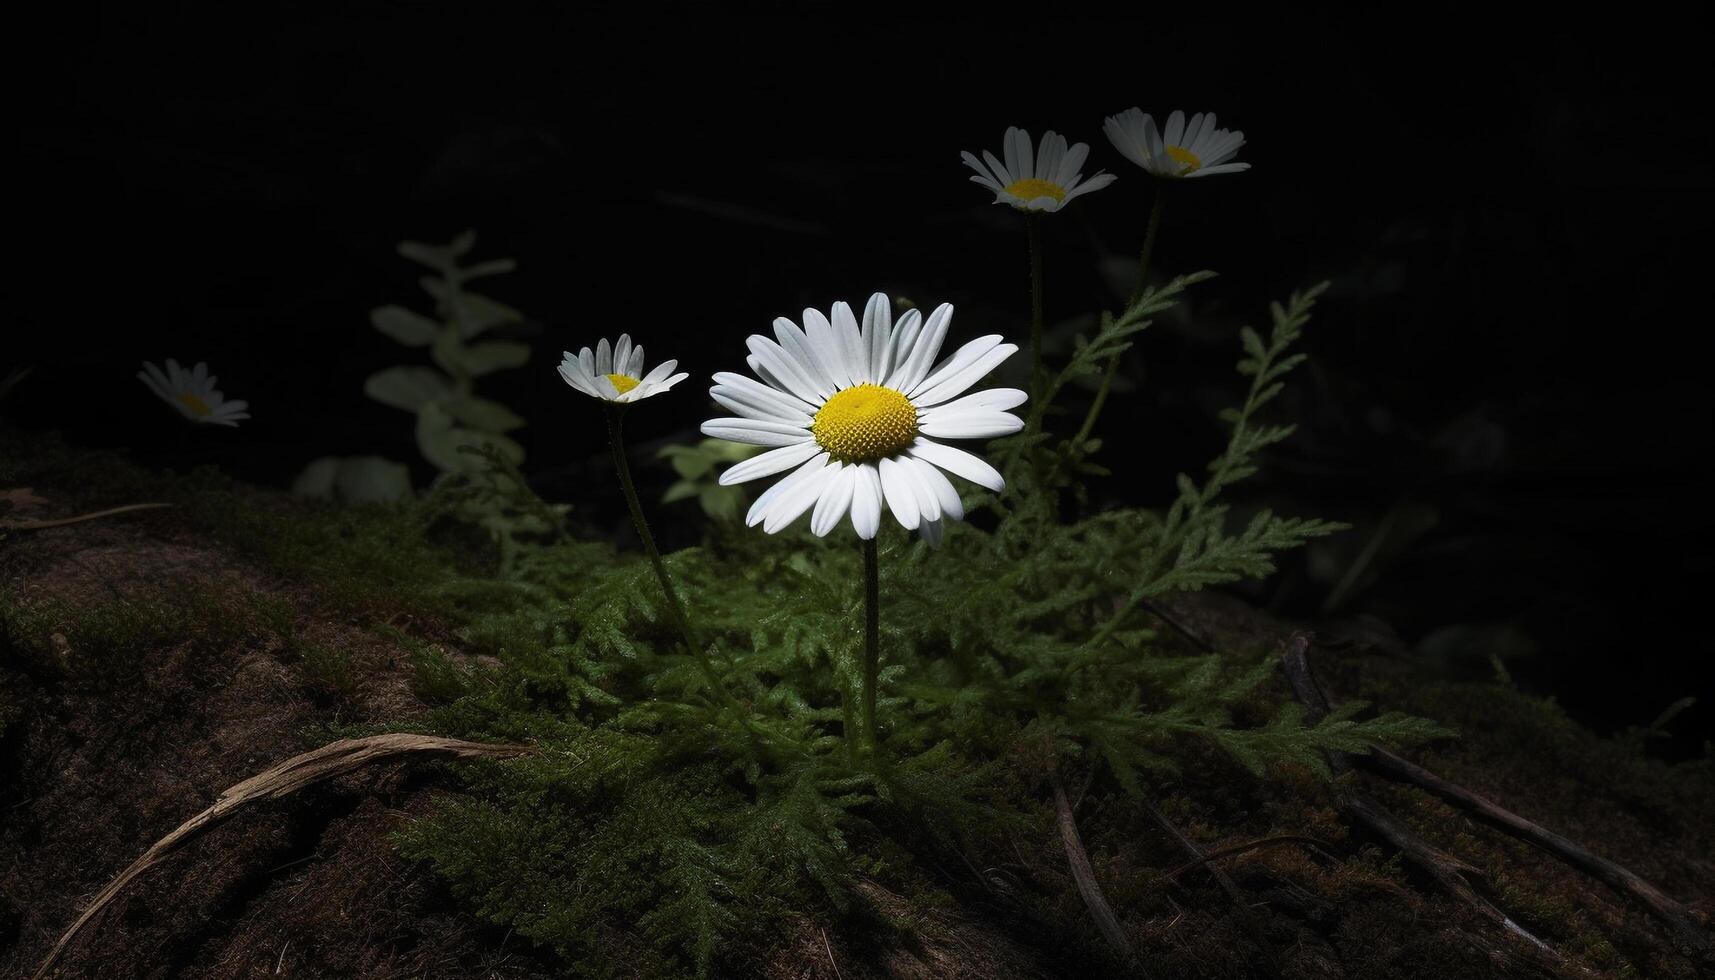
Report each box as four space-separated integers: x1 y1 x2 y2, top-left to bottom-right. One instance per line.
1103 108 1248 179
962 127 1116 213
559 334 689 403
702 294 1024 545
138 359 250 427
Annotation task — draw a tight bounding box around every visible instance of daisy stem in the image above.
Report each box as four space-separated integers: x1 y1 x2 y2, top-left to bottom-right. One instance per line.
604 405 738 714
860 536 882 765
1127 188 1167 308
1026 213 1046 417
1076 189 1167 447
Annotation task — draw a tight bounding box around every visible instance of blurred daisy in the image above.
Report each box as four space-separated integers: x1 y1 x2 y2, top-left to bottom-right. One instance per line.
138 359 250 427
559 334 688 403
1103 108 1248 179
702 293 1024 545
962 127 1116 213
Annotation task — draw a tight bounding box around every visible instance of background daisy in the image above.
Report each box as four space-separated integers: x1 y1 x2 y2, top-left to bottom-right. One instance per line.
962 127 1116 212
1103 108 1248 179
559 334 688 403
702 293 1024 545
137 359 250 427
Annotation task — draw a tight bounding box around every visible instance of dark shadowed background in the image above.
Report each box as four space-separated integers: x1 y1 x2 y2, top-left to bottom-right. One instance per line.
7 7 1713 749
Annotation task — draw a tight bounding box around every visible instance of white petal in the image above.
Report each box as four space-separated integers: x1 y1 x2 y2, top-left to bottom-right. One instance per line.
888 308 924 366
773 317 835 398
830 301 866 385
558 361 602 397
907 456 963 521
909 335 1004 402
851 464 882 539
596 337 613 376
907 438 1005 492
747 336 825 405
877 456 920 530
614 335 633 376
919 410 1024 440
763 460 839 533
910 342 1018 407
746 453 829 526
810 463 857 536
960 149 995 183
862 293 894 383
1007 127 1034 180
718 440 821 485
138 364 172 402
923 387 1028 415
1063 173 1116 203
898 453 941 523
712 370 816 414
701 417 815 447
640 359 677 385
798 308 848 391
886 303 953 393
1165 109 1185 147
1057 141 1090 186
711 386 811 425
918 517 944 548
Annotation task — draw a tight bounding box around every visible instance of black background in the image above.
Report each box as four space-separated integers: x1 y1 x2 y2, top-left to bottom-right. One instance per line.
8 7 1713 748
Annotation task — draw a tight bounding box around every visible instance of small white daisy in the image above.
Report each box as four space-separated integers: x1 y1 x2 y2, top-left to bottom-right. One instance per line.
1103 108 1248 179
137 359 250 427
559 334 689 403
962 127 1117 213
702 294 1025 545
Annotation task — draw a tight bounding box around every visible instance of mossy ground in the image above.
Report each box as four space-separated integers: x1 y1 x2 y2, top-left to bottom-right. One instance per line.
1 427 1710 979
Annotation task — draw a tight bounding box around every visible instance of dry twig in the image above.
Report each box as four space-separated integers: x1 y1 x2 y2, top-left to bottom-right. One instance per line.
1 502 171 532
1284 633 1714 966
33 733 532 980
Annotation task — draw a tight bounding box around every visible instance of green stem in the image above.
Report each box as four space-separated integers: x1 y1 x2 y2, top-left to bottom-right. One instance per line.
1026 212 1046 416
1071 354 1121 448
604 405 737 712
1127 188 1167 308
1078 188 1168 446
861 535 881 765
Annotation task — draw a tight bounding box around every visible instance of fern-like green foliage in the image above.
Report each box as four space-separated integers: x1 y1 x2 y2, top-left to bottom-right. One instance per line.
387 277 1451 977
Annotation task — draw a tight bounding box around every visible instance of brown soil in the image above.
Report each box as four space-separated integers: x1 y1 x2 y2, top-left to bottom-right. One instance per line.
2 486 1711 979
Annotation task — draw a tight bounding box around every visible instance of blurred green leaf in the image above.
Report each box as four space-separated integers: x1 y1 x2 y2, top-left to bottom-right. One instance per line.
366 366 454 412
371 304 441 347
445 341 532 378
446 395 525 433
416 403 523 473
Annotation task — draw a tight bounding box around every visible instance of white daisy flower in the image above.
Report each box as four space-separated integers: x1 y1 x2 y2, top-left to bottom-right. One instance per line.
1103 108 1249 179
559 334 689 403
961 127 1116 213
702 294 1025 545
137 359 250 427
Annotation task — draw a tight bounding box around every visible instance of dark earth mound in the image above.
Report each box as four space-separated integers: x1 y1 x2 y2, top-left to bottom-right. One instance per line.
2 446 1711 979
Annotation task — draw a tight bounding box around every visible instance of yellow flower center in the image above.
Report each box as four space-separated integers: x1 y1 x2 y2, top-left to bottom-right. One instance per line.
1165 145 1202 174
176 392 213 416
811 384 918 463
606 373 640 394
1003 177 1066 204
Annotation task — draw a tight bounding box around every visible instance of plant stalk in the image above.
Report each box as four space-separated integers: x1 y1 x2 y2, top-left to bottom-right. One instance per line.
860 535 881 764
604 405 738 712
1077 188 1168 447
1026 212 1046 417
